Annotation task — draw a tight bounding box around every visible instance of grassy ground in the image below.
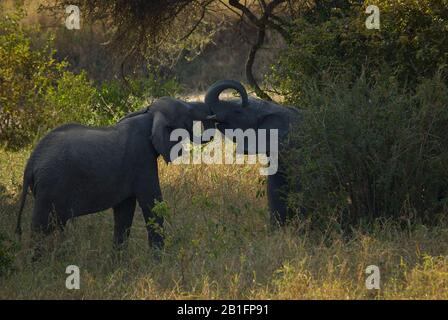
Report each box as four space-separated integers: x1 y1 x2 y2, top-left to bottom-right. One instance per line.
0 147 447 299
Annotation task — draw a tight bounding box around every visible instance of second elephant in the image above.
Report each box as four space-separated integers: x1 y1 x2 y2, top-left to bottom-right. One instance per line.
204 80 302 226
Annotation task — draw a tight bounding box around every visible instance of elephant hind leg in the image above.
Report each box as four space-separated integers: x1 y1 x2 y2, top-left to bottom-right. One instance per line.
31 197 55 235
267 172 289 227
113 197 136 249
30 197 62 261
31 199 67 234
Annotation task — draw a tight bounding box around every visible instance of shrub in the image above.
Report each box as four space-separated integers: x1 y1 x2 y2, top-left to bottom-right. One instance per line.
283 72 448 226
0 9 98 149
270 0 448 226
94 74 181 125
0 8 180 148
270 0 448 103
43 70 99 128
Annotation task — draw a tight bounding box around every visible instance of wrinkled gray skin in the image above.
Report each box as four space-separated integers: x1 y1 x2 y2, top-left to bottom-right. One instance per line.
16 97 214 249
205 80 302 226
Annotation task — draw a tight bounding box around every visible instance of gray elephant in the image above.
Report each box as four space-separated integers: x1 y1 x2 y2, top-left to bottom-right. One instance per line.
16 97 213 249
204 80 302 226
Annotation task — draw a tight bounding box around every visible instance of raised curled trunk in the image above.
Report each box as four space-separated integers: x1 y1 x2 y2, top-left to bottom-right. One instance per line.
204 80 249 108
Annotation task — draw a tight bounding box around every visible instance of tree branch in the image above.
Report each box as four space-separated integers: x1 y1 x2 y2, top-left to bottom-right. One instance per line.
269 13 292 27
229 0 288 100
178 3 207 41
246 25 272 101
229 0 261 26
265 19 290 41
258 0 267 13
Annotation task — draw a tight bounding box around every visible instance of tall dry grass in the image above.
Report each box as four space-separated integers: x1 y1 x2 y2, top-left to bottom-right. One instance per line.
0 148 447 299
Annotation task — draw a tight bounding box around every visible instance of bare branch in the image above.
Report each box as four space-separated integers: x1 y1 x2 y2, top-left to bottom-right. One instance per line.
269 13 292 27
229 0 289 99
265 0 287 12
218 0 243 17
265 19 290 40
258 0 267 12
229 0 261 26
246 25 272 101
178 4 208 41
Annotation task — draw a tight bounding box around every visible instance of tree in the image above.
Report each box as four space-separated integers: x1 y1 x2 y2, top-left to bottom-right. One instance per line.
49 0 299 98
225 0 292 100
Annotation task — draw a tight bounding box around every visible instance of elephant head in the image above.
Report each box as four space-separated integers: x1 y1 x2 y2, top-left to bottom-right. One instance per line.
151 97 218 162
119 97 214 163
204 80 297 154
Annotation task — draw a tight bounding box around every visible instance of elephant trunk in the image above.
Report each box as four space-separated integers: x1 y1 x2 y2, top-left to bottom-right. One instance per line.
204 80 248 108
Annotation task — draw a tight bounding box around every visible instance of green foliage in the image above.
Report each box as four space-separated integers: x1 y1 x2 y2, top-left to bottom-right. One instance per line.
152 200 171 219
43 71 99 127
271 0 448 103
270 0 448 225
0 10 59 148
284 72 448 226
0 10 97 148
0 233 14 277
0 8 180 148
95 75 180 125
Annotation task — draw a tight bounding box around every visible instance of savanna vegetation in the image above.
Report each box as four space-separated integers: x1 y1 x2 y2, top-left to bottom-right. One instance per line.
1 0 448 299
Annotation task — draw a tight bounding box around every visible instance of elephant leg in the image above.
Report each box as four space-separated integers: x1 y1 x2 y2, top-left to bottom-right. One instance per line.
137 195 164 250
267 172 288 227
112 197 136 248
30 197 58 261
31 197 54 235
136 172 164 249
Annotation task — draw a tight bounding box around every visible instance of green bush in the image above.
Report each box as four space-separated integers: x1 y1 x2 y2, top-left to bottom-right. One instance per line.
270 0 448 103
283 72 448 226
94 75 180 125
270 0 448 226
43 71 99 128
0 9 98 148
0 8 180 148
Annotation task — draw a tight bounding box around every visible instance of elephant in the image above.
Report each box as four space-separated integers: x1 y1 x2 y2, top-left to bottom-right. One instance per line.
204 80 302 226
15 97 214 250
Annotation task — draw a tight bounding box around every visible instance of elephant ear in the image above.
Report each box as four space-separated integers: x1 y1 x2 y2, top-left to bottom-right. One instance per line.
257 112 289 154
258 112 288 137
151 111 172 163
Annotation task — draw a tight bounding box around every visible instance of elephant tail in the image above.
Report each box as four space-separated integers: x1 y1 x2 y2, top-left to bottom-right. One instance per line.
16 165 32 240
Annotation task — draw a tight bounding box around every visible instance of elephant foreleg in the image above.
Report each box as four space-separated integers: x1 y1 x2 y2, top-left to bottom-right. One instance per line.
267 172 288 227
136 173 164 250
113 197 136 248
138 198 164 249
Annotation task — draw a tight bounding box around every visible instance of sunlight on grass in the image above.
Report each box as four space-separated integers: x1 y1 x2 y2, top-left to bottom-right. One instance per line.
0 148 447 299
